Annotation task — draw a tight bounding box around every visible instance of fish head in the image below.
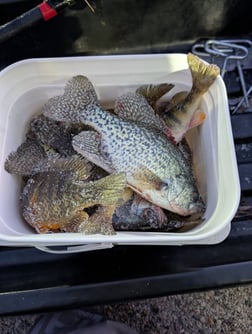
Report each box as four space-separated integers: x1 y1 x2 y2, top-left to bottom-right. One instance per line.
157 174 205 216
132 195 168 226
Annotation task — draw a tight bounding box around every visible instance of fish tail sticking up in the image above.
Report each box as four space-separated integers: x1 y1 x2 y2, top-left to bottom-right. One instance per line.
188 53 220 94
42 75 99 123
4 138 47 176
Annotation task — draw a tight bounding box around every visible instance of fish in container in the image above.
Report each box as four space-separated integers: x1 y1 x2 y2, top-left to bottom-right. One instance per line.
4 53 220 235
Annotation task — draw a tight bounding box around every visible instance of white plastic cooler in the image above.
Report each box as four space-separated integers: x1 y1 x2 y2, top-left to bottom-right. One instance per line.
0 54 240 252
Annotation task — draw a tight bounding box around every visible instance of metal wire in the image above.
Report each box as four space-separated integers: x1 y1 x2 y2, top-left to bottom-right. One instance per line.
192 39 252 113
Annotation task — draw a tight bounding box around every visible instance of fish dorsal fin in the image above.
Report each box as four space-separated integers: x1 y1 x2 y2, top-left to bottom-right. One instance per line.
136 83 174 109
114 92 165 133
72 130 115 173
34 155 92 180
43 75 99 123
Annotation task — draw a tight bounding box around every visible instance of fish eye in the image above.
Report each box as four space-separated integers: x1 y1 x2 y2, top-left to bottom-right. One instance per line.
161 178 172 189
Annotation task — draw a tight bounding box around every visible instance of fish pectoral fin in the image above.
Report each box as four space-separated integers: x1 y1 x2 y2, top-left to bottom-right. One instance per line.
188 109 206 129
131 168 166 191
118 187 134 206
33 222 62 234
72 130 115 173
62 211 90 232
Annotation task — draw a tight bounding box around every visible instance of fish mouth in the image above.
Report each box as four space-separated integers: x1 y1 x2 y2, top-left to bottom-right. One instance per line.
169 201 204 216
142 206 168 224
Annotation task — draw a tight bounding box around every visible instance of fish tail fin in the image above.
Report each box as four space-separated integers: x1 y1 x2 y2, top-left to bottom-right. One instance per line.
91 172 127 206
188 53 220 93
43 75 99 123
4 138 46 176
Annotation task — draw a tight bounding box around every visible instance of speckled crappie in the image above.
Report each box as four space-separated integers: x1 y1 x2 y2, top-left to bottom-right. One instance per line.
73 117 204 215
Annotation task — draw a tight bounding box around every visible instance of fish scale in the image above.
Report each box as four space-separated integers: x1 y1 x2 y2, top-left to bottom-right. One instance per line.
83 106 188 177
74 104 204 215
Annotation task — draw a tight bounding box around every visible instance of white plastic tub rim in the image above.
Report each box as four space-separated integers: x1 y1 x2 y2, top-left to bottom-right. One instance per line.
0 54 241 250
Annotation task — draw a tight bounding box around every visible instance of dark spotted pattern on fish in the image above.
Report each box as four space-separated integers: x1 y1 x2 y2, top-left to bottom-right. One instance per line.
42 75 99 123
81 106 189 176
29 115 75 156
4 138 47 176
75 105 204 215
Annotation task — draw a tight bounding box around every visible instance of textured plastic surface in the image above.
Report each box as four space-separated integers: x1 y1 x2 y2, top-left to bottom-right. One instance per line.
0 54 240 248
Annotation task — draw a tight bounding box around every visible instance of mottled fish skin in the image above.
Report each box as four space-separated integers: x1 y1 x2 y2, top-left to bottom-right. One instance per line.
73 105 204 216
112 189 168 231
29 115 76 156
32 155 93 180
21 168 126 234
156 53 220 143
114 92 174 142
4 138 47 176
42 75 99 124
112 188 202 232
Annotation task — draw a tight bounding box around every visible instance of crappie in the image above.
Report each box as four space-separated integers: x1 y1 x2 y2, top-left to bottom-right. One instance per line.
71 106 204 216
21 156 126 234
